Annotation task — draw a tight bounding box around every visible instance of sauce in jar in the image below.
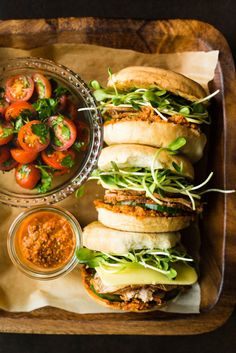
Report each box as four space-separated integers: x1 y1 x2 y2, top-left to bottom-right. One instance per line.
8 207 80 280
15 211 76 271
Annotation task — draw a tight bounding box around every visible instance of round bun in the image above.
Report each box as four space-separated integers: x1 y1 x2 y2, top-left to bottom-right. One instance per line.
98 144 194 179
107 66 206 102
81 266 165 312
83 221 180 254
96 207 192 232
104 120 207 163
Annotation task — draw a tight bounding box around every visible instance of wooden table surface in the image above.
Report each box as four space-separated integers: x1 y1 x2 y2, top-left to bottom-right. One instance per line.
0 5 235 352
0 17 235 336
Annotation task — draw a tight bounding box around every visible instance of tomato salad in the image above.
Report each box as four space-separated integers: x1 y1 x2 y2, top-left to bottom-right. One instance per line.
0 73 90 191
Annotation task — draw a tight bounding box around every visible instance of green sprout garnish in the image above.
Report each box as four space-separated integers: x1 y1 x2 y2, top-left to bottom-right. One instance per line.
76 246 194 280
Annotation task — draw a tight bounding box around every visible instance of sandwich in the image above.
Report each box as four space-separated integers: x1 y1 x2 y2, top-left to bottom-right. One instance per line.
90 66 218 163
77 221 198 312
91 143 208 233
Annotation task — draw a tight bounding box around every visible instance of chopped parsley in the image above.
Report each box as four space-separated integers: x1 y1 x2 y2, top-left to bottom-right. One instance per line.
73 140 85 152
0 127 13 138
61 124 71 140
31 123 49 144
36 165 53 193
33 98 59 120
54 86 69 98
61 155 75 168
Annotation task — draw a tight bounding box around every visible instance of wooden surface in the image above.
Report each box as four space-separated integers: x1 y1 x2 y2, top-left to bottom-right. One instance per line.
0 17 235 335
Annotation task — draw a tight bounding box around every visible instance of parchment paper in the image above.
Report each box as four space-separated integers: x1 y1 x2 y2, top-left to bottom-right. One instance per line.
0 44 219 314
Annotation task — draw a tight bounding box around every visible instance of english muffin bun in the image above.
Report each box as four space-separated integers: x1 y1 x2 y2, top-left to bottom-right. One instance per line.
98 144 194 180
96 206 193 233
107 66 206 101
82 221 181 254
104 120 207 163
79 223 197 312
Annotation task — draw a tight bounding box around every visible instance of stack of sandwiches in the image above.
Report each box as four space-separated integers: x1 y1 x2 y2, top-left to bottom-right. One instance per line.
76 66 216 311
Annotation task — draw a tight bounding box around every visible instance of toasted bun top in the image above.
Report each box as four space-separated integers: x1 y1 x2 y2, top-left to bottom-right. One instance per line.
98 144 194 179
107 66 206 102
82 221 181 254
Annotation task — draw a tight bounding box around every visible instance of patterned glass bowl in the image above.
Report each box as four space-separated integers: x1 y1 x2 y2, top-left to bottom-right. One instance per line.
0 57 103 207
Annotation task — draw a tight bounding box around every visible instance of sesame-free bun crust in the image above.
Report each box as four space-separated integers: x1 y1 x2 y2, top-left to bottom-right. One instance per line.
81 266 165 312
98 144 194 179
82 221 181 254
96 207 192 232
107 66 206 102
104 120 207 163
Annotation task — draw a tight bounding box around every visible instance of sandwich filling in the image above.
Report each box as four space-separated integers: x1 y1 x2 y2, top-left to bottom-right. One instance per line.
103 106 200 131
77 246 197 310
94 189 202 218
91 160 211 212
90 78 217 126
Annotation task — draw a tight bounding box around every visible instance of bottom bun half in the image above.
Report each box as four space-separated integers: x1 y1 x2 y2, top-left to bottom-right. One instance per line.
104 120 207 163
96 207 192 232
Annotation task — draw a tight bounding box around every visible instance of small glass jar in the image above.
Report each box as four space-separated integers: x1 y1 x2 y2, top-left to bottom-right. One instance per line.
7 206 81 280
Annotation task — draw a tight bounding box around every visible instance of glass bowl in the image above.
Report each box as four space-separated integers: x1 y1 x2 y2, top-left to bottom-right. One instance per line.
0 57 103 207
7 206 81 280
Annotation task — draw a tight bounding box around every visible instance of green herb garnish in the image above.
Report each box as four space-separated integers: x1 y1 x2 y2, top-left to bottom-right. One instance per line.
36 165 53 193
14 110 33 132
18 164 31 178
76 247 194 280
167 137 187 154
36 80 46 98
73 140 85 152
90 73 220 124
53 136 63 147
61 124 71 140
33 98 59 120
61 155 75 168
31 123 49 144
54 86 69 98
90 161 210 211
0 127 13 138
75 185 85 198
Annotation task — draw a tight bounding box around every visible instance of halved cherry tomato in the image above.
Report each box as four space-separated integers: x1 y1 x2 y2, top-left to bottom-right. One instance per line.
18 120 50 152
15 163 41 189
5 101 35 121
0 120 14 145
0 100 9 117
0 157 18 171
0 146 10 163
10 148 38 164
74 121 90 151
58 95 78 121
41 149 75 170
5 75 34 102
33 73 52 99
48 116 77 151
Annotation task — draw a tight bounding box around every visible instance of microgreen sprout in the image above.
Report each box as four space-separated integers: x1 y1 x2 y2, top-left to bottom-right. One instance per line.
91 135 235 210
76 247 194 280
87 73 221 124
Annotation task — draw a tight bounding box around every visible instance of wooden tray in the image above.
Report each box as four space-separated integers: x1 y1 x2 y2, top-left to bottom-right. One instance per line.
0 17 235 335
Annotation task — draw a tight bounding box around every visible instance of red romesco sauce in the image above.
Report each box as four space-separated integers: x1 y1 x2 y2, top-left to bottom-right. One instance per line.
15 211 76 270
